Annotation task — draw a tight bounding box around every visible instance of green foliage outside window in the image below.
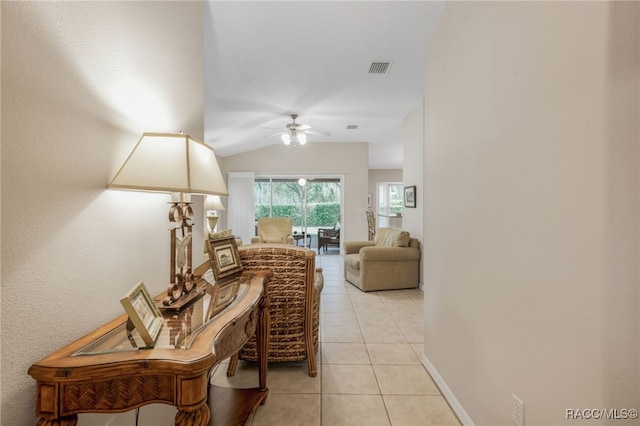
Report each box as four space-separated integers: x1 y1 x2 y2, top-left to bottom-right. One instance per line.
254 179 341 227
255 203 340 227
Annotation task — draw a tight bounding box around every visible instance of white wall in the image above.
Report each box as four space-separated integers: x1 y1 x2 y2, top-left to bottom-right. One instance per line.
403 101 425 287
220 142 370 245
1 2 204 424
423 2 639 425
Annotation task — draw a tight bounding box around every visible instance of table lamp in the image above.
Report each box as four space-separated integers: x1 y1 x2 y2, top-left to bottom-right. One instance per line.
109 132 227 310
204 195 225 232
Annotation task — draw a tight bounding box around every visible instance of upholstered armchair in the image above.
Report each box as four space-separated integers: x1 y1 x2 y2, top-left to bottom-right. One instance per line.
344 227 420 292
227 244 324 377
251 217 294 245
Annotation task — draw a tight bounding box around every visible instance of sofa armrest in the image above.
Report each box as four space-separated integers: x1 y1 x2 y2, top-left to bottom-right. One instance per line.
285 235 295 245
360 246 421 262
345 240 374 254
251 236 263 243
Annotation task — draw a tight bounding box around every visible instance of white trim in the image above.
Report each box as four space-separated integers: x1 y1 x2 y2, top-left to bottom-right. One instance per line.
421 353 475 426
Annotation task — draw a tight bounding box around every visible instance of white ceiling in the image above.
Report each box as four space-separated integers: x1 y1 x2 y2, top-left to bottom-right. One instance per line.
204 1 445 169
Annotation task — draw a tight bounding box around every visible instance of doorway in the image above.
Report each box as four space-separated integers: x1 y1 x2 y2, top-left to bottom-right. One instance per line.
254 176 342 252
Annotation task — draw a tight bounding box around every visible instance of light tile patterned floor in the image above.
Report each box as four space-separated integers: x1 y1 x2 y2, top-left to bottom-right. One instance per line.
211 255 460 426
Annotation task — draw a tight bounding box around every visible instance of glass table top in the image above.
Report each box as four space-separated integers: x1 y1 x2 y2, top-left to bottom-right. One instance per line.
73 276 248 356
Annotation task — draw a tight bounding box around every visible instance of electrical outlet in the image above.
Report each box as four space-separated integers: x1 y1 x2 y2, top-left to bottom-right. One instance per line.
512 394 524 426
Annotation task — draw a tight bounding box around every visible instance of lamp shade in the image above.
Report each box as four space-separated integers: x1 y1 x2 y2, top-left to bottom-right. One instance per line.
109 133 228 196
204 195 225 211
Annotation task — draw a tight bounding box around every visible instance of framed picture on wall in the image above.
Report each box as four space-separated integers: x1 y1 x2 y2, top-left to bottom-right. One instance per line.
404 185 416 208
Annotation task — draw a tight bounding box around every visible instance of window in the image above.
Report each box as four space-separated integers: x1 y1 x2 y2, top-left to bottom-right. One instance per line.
377 182 403 227
254 177 341 235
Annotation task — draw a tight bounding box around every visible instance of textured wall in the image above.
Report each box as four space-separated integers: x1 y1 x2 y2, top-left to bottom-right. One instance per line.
423 2 639 425
1 2 204 424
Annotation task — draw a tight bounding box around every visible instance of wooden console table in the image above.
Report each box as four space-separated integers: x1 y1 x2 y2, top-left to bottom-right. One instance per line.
28 267 271 426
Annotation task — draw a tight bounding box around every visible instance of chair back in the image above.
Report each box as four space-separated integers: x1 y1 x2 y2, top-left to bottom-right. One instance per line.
237 244 323 362
255 217 293 243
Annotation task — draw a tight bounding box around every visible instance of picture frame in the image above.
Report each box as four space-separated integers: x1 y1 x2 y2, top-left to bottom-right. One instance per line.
206 236 242 281
205 278 241 320
120 282 164 347
404 185 416 208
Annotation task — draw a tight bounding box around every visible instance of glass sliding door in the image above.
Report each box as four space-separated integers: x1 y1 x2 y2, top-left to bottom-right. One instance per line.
254 176 341 249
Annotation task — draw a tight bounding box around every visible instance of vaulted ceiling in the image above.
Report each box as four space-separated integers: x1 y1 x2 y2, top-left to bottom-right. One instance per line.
203 1 445 169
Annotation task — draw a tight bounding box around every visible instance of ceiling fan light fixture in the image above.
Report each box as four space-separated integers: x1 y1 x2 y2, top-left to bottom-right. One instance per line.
298 133 307 145
281 133 291 145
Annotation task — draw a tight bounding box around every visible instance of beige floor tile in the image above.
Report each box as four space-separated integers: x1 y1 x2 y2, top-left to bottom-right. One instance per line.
321 364 380 394
321 301 355 313
383 395 461 426
321 324 363 343
366 343 421 365
373 365 440 395
320 310 357 327
322 342 371 364
398 323 424 344
356 310 395 327
351 296 385 309
322 293 352 304
321 285 350 295
378 291 414 302
383 300 422 313
266 363 321 394
210 361 259 388
411 343 425 360
251 394 321 426
360 325 407 344
390 307 424 324
322 394 391 426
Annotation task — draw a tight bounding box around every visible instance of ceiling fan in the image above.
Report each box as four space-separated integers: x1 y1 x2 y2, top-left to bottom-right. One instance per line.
266 114 331 146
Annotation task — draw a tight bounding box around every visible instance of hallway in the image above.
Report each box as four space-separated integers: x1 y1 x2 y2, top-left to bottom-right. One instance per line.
211 254 460 425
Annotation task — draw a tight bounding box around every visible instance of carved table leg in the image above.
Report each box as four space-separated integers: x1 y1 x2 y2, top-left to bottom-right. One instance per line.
36 415 78 426
257 289 271 395
175 404 210 426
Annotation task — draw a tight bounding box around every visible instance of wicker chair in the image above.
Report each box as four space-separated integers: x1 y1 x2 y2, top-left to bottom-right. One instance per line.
227 244 324 377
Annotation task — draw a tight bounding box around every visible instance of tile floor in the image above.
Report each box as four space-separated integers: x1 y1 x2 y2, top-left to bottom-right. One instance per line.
211 254 461 426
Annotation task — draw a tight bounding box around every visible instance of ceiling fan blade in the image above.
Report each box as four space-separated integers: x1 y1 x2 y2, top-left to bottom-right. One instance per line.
297 124 312 131
301 129 331 136
265 131 288 138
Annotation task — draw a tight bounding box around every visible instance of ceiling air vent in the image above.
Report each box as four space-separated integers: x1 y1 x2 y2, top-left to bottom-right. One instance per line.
368 61 392 74
346 125 359 130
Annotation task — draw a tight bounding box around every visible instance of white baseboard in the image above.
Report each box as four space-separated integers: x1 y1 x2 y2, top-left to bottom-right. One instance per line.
421 353 475 426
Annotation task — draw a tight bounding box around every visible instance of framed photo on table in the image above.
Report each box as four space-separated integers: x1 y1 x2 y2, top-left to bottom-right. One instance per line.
120 282 164 346
206 236 242 281
404 185 416 208
205 236 243 319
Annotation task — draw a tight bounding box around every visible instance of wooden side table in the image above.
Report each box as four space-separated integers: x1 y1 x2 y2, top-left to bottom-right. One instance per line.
28 268 271 426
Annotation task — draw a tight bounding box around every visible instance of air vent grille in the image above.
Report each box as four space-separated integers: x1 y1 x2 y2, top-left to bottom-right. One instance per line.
368 61 392 74
346 125 358 130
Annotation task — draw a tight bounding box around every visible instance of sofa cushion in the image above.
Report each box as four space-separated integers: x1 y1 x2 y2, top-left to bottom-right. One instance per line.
374 228 410 248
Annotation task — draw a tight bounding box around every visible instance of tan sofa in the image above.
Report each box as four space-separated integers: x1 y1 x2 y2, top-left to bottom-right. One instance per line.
344 227 420 292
